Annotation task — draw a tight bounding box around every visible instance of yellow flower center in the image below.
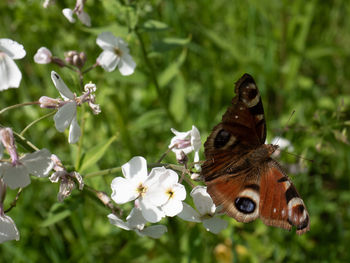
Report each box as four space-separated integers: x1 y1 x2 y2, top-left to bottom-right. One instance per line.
114 47 122 57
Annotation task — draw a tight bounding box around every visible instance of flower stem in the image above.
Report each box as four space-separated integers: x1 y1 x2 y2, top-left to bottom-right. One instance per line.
20 111 56 136
135 29 177 125
0 101 39 115
4 188 22 213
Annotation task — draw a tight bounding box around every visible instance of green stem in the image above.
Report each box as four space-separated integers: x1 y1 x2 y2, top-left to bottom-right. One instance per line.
135 29 177 125
0 101 39 115
20 111 56 136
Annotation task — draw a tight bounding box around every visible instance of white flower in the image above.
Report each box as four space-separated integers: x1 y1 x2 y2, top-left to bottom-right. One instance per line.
0 213 20 243
0 149 53 189
177 186 228 234
96 32 136 76
145 167 186 217
34 47 52 64
169 125 201 170
62 0 91 27
51 71 80 144
111 156 165 223
108 208 167 239
0 38 26 91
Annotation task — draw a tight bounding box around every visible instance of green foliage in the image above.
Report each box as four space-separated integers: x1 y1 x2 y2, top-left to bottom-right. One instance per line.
1 0 350 262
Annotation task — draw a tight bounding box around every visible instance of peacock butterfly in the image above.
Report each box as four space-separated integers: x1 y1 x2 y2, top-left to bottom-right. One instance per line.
201 73 310 234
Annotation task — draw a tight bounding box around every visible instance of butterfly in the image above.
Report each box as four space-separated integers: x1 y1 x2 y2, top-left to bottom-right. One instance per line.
201 73 310 234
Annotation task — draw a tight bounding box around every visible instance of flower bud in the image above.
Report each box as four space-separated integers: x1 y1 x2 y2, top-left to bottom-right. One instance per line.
39 96 62 108
0 127 19 165
34 47 52 64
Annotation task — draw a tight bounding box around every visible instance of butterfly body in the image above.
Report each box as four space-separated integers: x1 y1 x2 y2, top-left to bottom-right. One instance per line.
202 73 310 235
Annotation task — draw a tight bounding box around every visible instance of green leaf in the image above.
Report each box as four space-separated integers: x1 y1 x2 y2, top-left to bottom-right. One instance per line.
170 76 187 123
159 48 187 87
41 210 71 227
141 20 169 32
79 135 117 173
153 36 191 52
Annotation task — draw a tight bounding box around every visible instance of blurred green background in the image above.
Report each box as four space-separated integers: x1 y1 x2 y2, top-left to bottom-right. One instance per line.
1 0 350 262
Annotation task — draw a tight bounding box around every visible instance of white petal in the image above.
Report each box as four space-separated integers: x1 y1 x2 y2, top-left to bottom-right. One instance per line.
54 102 77 132
62 8 76 23
191 186 215 215
194 151 201 171
162 198 183 217
0 54 22 91
0 215 20 243
143 186 168 207
34 47 52 64
111 177 138 204
145 167 166 187
172 183 186 201
2 163 30 189
77 11 91 27
170 128 191 140
96 50 119 72
121 156 148 181
158 169 178 188
107 214 131 231
177 202 201 222
139 199 165 223
126 208 147 228
68 116 81 144
51 71 75 100
191 125 201 151
140 225 167 239
21 149 53 178
0 39 26 59
118 53 136 76
202 217 228 234
96 32 118 50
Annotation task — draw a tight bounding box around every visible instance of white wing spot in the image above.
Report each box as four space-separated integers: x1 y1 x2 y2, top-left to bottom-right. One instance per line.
273 208 277 213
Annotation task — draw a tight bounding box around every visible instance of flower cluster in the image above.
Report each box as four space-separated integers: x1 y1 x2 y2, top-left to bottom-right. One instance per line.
108 155 228 238
39 71 101 144
62 0 91 27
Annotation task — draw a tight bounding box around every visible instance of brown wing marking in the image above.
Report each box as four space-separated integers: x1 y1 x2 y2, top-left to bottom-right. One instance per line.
259 161 310 235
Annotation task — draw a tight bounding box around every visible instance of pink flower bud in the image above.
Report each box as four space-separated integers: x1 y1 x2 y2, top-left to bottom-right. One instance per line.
39 96 61 108
0 127 19 165
34 47 52 64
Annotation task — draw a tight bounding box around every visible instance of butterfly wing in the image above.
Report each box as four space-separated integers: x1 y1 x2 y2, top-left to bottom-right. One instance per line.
259 161 310 235
202 74 266 181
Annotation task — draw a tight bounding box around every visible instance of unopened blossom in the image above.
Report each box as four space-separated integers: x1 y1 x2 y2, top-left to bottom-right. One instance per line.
96 32 136 75
42 71 100 144
178 186 228 234
49 154 84 202
0 38 26 91
111 156 165 223
0 179 19 243
169 125 202 170
62 0 91 27
34 47 52 64
145 167 186 217
0 128 18 165
108 207 167 239
0 149 53 189
64 50 86 69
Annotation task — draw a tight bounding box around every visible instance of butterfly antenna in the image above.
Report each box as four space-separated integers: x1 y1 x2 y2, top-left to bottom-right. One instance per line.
278 149 314 163
275 110 295 145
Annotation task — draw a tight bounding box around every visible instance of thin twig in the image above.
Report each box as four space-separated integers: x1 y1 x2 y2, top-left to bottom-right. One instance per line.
4 188 23 213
